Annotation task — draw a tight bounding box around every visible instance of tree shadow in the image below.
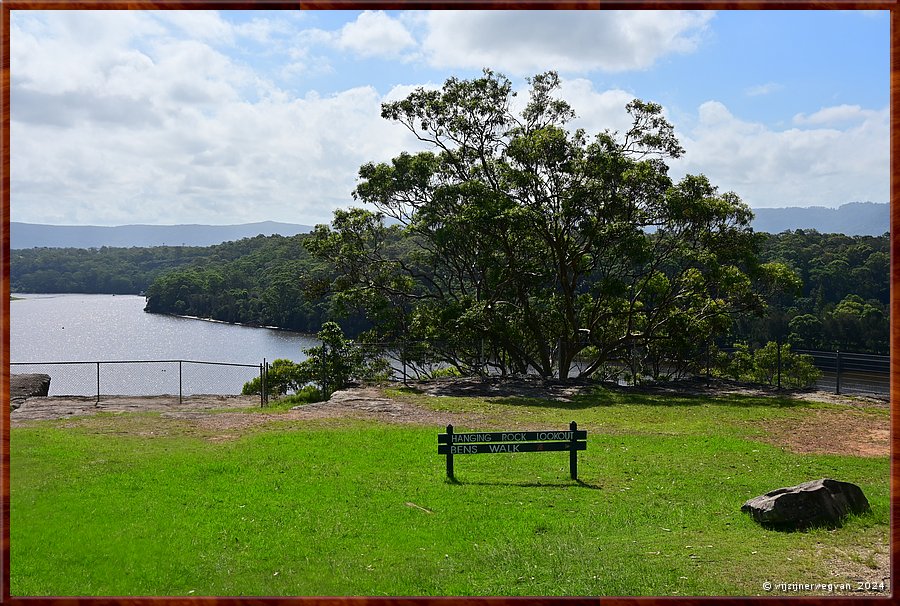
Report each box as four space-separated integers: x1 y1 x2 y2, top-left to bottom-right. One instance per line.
411 377 817 409
493 390 811 410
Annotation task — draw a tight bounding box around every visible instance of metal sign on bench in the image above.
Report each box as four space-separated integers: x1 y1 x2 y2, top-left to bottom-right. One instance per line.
438 421 586 480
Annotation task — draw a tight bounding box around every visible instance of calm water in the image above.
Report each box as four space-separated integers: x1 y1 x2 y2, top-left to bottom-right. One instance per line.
10 293 318 396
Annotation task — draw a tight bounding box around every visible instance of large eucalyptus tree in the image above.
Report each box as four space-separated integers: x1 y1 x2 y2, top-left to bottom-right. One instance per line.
308 69 795 380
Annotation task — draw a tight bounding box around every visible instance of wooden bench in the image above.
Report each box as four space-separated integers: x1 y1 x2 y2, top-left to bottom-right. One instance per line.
438 421 586 480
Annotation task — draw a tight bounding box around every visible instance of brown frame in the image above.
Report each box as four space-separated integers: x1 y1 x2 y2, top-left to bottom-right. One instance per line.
1 3 896 604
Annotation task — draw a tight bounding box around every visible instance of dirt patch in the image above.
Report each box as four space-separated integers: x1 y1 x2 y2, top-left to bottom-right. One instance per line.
802 535 892 596
159 386 491 438
11 381 891 457
757 408 890 457
12 386 492 438
626 378 890 409
11 394 260 423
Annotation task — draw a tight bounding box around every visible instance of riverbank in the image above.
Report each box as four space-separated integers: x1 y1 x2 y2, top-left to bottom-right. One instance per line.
143 307 317 335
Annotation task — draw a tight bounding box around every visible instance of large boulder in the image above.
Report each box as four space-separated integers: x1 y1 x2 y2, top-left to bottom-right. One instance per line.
10 373 51 411
742 478 870 530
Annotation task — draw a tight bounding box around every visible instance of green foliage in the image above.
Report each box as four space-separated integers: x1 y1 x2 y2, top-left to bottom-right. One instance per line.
279 385 323 406
244 323 392 400
429 366 462 379
310 69 779 381
732 230 890 354
11 246 211 294
241 359 304 397
717 342 821 388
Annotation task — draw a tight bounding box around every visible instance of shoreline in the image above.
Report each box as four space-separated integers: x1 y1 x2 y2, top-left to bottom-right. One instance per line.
143 308 316 336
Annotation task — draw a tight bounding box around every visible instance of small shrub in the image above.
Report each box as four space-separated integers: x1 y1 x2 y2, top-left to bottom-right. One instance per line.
716 341 821 388
430 366 462 379
280 386 323 406
242 359 304 396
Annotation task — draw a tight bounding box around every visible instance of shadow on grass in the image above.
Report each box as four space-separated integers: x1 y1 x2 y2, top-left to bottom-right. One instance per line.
447 478 603 490
494 390 810 410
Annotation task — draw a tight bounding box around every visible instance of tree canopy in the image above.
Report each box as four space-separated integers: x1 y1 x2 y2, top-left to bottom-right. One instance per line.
307 70 795 380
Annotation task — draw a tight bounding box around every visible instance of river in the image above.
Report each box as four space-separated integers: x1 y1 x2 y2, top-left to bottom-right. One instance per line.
10 293 318 396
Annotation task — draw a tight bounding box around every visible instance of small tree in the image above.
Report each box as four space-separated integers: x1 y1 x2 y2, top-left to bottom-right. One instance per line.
242 358 304 397
297 322 390 398
242 322 390 400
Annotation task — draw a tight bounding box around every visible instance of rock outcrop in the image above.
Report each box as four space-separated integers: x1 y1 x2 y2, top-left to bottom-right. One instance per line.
10 373 51 411
742 478 870 530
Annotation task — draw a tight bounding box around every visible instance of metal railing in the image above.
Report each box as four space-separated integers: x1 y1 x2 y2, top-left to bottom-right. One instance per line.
358 341 891 396
793 349 890 396
10 359 264 404
714 346 889 396
17 345 880 409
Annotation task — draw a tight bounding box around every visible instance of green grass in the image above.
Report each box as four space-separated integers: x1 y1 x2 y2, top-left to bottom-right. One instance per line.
10 388 889 596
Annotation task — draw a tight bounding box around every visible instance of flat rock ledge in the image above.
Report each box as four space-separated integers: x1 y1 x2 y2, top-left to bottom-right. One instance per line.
742 478 870 530
10 373 51 411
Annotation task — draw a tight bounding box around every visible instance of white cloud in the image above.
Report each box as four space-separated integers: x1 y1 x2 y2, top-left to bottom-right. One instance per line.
151 10 234 45
335 10 416 58
382 81 442 103
671 101 889 208
10 11 419 226
10 10 887 227
745 82 783 97
554 78 636 135
792 104 878 127
420 10 713 74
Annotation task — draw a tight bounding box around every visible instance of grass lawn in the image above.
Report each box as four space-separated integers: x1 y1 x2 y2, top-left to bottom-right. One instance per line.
10 387 890 596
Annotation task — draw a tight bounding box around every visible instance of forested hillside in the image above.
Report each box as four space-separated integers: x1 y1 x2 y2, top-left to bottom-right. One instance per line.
10 246 212 294
742 230 889 354
140 229 893 354
11 228 889 353
141 234 346 334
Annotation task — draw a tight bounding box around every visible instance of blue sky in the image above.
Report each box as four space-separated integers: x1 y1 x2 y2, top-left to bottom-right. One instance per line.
10 9 889 226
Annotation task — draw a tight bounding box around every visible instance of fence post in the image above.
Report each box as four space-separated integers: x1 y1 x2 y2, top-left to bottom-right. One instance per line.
835 350 842 395
96 362 100 403
179 361 183 404
263 358 268 406
705 340 711 386
480 338 486 379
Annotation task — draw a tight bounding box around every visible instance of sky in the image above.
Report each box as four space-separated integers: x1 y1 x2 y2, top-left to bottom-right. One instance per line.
9 9 890 227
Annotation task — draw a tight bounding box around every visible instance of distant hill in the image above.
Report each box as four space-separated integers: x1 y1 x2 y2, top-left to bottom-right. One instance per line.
750 202 888 236
10 221 313 249
10 202 889 249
